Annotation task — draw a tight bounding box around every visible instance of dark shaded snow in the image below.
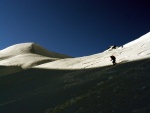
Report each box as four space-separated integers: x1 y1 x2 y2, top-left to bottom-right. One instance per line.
0 58 150 113
0 32 150 113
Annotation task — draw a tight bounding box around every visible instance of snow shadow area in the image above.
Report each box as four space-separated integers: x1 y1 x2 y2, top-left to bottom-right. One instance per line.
0 66 23 76
0 58 150 113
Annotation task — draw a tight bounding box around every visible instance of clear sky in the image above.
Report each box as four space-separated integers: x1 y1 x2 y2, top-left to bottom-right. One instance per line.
0 0 149 57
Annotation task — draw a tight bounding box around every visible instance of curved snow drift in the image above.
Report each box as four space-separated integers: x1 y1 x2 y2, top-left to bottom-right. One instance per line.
0 43 71 58
0 43 71 69
0 32 150 72
36 32 150 69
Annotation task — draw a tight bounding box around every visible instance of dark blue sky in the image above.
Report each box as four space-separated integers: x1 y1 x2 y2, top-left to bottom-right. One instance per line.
0 0 149 57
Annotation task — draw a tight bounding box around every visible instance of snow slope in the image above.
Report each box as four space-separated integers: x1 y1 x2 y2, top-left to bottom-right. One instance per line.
0 32 150 72
0 32 150 113
0 43 71 73
0 58 150 113
36 32 150 69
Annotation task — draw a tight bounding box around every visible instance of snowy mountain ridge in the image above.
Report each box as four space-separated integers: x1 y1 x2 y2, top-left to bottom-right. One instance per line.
0 42 71 58
0 43 71 70
36 32 150 69
1 33 150 112
0 32 150 72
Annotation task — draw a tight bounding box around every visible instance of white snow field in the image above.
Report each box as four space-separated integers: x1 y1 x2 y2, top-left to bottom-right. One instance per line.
0 32 150 113
0 43 71 67
0 43 71 75
36 32 150 69
0 32 150 72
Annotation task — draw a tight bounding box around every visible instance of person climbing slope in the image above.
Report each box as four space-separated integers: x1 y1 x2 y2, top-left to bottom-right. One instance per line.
110 55 116 65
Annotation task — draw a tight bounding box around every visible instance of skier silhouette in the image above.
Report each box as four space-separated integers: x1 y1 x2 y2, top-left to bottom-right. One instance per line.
110 55 116 65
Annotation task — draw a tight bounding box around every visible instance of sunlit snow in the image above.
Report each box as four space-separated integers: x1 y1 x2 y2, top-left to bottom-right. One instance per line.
35 32 150 69
0 32 150 71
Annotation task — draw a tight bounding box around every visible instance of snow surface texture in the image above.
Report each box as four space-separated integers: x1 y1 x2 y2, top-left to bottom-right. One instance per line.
0 32 150 71
36 32 150 69
0 43 70 70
